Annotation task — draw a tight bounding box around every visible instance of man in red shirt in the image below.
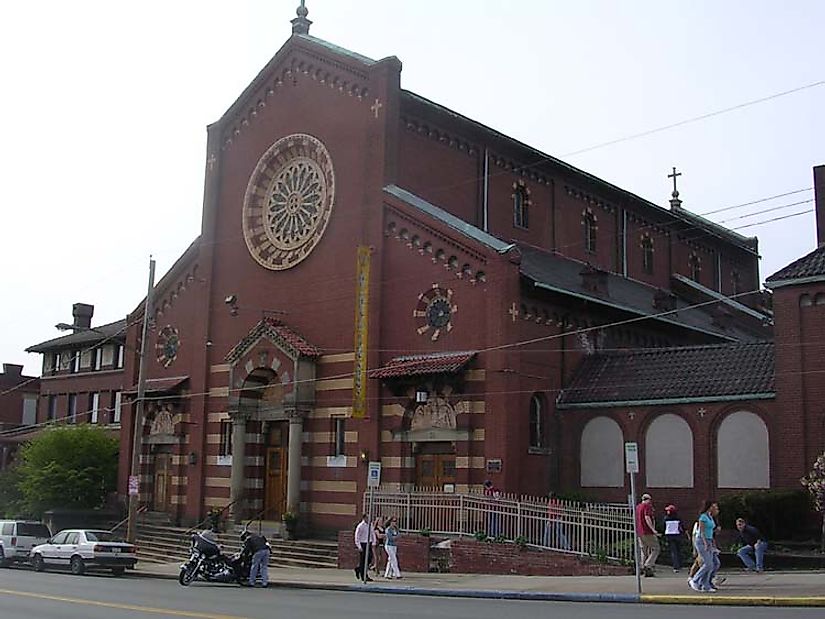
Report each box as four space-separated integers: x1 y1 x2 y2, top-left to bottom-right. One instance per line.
635 493 660 576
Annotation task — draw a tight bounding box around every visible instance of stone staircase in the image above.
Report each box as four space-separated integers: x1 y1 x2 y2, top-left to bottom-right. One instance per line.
132 514 337 569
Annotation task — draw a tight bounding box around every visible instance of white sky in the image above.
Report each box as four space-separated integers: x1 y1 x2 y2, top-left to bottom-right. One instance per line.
1 0 823 376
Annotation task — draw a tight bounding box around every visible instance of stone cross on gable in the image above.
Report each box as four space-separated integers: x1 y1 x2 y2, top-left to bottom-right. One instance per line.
371 98 383 119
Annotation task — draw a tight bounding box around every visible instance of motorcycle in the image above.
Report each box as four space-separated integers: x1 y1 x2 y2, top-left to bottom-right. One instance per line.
178 532 251 586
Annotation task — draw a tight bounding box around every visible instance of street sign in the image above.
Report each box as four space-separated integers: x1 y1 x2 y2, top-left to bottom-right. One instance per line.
367 461 382 488
128 475 139 496
625 442 639 474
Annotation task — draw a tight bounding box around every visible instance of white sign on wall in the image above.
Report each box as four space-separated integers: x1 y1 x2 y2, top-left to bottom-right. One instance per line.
625 442 639 474
367 461 382 488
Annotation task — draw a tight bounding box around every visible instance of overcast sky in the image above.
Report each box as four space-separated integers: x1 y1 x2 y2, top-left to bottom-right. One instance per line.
1 0 823 376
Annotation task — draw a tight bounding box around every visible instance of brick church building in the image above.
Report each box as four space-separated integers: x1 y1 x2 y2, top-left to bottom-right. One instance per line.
25 5 825 533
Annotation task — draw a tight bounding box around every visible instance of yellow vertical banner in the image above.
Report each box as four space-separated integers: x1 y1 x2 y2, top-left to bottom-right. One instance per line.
352 245 371 418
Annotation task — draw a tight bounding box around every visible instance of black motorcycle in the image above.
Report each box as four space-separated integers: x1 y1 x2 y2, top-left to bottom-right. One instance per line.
178 532 251 586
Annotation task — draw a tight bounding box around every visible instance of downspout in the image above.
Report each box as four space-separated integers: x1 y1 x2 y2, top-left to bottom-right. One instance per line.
622 209 628 277
716 252 722 293
482 147 489 232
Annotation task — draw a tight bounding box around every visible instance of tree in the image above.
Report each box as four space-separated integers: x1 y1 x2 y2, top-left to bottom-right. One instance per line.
16 425 119 515
801 451 825 552
0 466 28 518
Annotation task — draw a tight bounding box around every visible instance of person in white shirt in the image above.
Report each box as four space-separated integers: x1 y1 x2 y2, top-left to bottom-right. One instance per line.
354 513 376 582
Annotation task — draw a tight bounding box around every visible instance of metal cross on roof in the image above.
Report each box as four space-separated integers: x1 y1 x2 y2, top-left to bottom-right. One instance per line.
668 166 682 197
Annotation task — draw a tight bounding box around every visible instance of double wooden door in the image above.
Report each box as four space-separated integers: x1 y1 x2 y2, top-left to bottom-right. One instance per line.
415 453 456 490
265 447 287 519
153 453 172 512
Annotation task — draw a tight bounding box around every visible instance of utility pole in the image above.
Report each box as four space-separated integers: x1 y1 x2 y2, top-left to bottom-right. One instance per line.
127 256 156 544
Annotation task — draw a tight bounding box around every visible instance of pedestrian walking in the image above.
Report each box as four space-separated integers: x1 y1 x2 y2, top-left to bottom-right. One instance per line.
483 480 502 538
688 500 721 593
383 516 402 579
735 517 768 572
241 530 271 588
371 515 386 574
544 492 570 550
354 513 375 582
635 493 660 576
663 504 685 573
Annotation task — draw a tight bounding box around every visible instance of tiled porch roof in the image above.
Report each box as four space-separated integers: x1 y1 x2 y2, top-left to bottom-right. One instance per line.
369 351 476 379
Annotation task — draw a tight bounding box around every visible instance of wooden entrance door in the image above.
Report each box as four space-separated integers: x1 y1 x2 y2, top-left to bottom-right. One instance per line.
153 453 171 512
415 453 456 490
265 446 287 520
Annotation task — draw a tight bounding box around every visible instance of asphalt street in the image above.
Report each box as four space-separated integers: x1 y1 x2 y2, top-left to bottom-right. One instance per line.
0 567 823 619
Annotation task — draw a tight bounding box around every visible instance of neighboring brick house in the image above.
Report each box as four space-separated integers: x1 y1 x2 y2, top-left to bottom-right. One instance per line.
25 303 127 430
0 363 39 470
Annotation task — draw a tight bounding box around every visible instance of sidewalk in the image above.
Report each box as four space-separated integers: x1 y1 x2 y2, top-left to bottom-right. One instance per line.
132 562 825 606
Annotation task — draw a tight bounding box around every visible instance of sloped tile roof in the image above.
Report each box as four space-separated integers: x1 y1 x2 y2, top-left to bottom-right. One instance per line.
557 342 774 408
224 317 321 363
766 245 825 285
369 351 476 379
125 376 189 395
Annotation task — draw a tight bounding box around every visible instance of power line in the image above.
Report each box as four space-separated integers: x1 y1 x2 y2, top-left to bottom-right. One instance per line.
561 79 825 158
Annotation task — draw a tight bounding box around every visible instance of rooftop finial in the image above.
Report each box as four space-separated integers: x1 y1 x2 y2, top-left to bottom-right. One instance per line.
291 0 312 35
668 166 683 210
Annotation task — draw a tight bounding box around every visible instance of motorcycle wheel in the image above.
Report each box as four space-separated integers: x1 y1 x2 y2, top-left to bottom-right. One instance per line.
179 564 197 586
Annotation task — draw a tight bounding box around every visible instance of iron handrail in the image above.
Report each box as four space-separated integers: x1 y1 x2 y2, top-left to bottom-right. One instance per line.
184 497 241 537
109 504 147 535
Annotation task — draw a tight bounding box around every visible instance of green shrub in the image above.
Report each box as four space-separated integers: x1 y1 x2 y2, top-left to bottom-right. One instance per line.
514 535 528 549
418 527 431 538
717 489 813 540
473 530 487 542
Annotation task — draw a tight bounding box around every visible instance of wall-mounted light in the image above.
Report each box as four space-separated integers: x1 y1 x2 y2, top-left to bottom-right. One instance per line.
359 449 369 464
224 294 239 316
188 452 198 465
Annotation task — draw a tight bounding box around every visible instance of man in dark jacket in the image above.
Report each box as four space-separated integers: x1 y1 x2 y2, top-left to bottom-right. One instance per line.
241 531 271 587
735 518 767 572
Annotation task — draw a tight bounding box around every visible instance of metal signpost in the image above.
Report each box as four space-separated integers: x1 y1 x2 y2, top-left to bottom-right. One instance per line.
362 461 381 583
625 442 642 594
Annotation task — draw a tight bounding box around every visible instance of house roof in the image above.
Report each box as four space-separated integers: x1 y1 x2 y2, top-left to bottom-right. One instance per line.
224 317 321 363
517 244 763 341
557 341 775 409
369 351 476 379
26 319 128 353
765 244 825 287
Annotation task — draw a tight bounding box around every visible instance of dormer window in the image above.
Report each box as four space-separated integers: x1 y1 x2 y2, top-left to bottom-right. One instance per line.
689 252 701 282
512 181 531 229
641 235 654 274
583 209 597 253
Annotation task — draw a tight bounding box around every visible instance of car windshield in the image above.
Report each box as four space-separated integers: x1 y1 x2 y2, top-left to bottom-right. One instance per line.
18 524 50 538
84 531 116 542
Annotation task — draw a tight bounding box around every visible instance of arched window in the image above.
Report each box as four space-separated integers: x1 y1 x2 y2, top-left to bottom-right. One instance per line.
584 211 597 253
641 236 654 274
644 414 694 487
717 411 769 488
580 416 623 487
689 253 701 282
800 294 813 307
513 183 530 229
529 394 545 449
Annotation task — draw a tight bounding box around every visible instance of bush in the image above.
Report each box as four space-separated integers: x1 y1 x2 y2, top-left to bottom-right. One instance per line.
717 489 813 541
0 466 29 518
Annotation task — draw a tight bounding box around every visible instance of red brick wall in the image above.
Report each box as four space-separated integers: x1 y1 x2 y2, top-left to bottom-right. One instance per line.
337 530 430 573
450 539 629 576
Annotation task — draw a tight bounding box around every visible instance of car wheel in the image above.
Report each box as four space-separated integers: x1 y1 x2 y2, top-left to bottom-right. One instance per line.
70 556 85 576
32 554 45 572
111 567 125 577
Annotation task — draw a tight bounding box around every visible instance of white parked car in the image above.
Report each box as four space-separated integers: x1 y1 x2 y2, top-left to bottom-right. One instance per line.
0 520 52 566
30 529 137 576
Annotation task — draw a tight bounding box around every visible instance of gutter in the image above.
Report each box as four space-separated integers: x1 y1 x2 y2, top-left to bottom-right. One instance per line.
556 392 775 410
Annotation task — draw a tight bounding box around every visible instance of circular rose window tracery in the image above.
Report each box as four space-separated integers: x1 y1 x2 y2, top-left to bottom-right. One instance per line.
243 134 335 270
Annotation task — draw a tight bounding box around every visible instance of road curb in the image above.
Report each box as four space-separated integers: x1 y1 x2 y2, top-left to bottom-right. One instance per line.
641 594 825 607
130 570 825 606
